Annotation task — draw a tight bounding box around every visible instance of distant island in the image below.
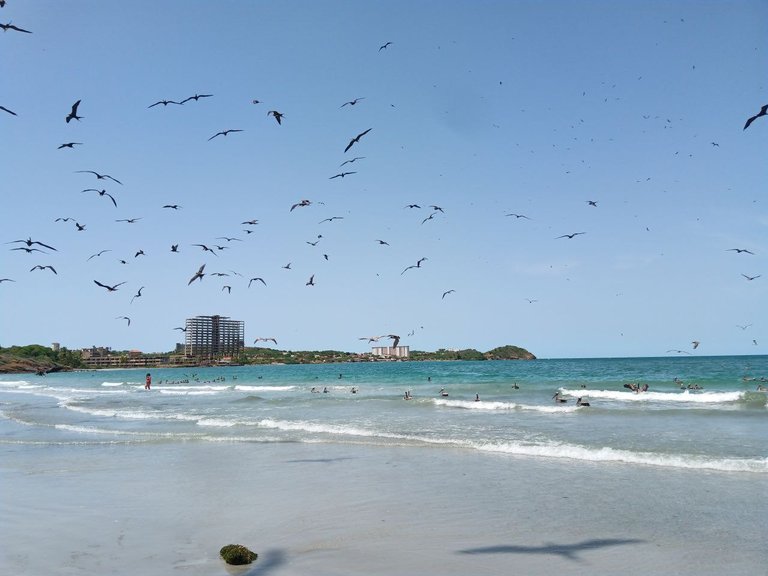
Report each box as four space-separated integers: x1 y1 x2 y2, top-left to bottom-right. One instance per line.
0 344 535 374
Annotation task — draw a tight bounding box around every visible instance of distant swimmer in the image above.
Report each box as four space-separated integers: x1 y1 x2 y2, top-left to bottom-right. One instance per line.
475 394 480 402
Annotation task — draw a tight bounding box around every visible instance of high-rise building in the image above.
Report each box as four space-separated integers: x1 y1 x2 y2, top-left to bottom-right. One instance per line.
184 315 244 358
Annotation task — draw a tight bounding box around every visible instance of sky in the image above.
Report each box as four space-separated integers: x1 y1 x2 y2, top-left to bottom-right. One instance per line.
1 0 766 359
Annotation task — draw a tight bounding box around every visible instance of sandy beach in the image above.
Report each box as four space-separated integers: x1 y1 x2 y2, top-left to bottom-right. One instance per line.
2 440 765 576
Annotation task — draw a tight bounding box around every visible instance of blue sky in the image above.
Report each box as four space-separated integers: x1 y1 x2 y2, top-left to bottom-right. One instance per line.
1 1 766 358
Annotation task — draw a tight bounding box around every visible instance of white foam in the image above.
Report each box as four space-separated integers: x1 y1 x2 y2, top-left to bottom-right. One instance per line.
234 385 297 392
101 381 126 387
433 398 578 413
559 388 745 403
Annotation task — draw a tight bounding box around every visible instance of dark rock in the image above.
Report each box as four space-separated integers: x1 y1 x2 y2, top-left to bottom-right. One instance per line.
220 544 258 565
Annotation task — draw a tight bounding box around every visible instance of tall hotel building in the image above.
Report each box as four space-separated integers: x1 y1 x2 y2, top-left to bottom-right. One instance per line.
184 315 245 358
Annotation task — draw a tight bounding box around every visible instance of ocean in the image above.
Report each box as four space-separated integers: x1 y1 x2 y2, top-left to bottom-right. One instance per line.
1 356 766 575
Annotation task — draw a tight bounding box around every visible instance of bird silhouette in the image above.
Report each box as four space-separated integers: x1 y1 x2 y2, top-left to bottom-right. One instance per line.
401 257 427 275
188 264 206 285
586 200 598 207
30 265 57 274
290 199 312 211
375 239 390 246
430 205 444 212
94 280 126 292
282 262 292 270
404 204 421 209
82 188 117 207
222 285 232 294
163 204 182 210
66 100 83 123
556 232 586 239
208 129 243 141
306 274 315 286
692 340 700 350
87 249 111 261
55 217 74 222
330 172 356 179
387 334 400 347
116 316 131 326
192 244 218 256
442 289 455 299
344 128 372 153
180 94 213 103
134 250 145 258
9 237 57 251
75 222 86 231
319 216 344 224
741 274 761 281
174 326 187 332
242 219 259 225
267 110 284 124
341 97 365 107
131 286 144 304
148 99 183 108
743 104 767 130
1 22 32 33
248 277 266 287
379 41 393 51
727 248 754 255
77 170 122 185
254 337 278 346
421 213 436 224
170 244 179 253
505 213 531 219
11 247 47 253
58 142 82 149
116 218 142 224
340 157 365 167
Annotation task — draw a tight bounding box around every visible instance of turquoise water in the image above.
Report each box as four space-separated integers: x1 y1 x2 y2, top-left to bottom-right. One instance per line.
1 356 766 472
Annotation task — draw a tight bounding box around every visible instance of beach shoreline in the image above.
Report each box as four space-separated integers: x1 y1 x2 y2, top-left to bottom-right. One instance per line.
2 440 765 576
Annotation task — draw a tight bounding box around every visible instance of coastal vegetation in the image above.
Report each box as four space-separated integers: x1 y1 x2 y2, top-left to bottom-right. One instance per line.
0 343 535 373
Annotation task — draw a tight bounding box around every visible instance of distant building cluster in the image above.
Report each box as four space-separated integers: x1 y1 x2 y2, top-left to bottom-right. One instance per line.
371 345 410 358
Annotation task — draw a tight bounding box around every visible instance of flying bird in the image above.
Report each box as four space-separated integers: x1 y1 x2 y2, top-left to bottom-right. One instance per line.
116 316 131 326
290 199 312 211
505 213 531 219
401 257 427 275
115 218 142 224
248 277 266 287
94 280 126 292
242 219 259 225
430 205 444 213
556 232 586 239
267 110 284 124
0 278 15 283
148 99 183 108
741 274 761 281
9 237 57 251
727 248 754 255
180 94 213 103
441 289 455 299
87 249 111 261
58 142 82 149
76 170 122 185
0 105 17 115
282 262 292 270
55 217 74 222
404 204 421 209
691 341 700 350
222 285 232 294
188 264 206 285
344 128 372 153
375 239 390 246
82 188 117 207
66 100 83 123
131 286 144 304
379 41 393 51
387 334 401 347
216 236 242 242
421 213 436 225
192 244 218 255
586 200 598 207
340 157 365 167
306 274 315 286
11 247 47 253
743 104 768 130
163 204 182 210
75 222 86 232
341 97 365 107
30 265 57 274
170 244 179 253
319 216 344 224
330 171 356 179
134 250 145 258
254 337 278 346
174 327 187 332
208 129 243 141
1 22 32 33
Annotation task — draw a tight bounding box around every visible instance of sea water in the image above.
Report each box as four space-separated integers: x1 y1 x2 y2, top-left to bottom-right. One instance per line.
1 356 767 575
1 355 766 472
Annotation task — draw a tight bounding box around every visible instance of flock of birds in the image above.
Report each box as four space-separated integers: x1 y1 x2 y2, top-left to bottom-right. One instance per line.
1 9 765 355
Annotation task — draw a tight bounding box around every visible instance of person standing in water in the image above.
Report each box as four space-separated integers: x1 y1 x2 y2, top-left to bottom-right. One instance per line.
145 373 152 390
